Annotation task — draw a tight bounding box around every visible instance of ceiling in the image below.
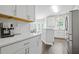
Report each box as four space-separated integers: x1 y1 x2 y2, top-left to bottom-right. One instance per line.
35 5 79 19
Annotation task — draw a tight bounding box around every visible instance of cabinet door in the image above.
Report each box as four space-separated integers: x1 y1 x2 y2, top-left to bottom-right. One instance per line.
24 41 30 54
14 47 25 54
29 37 37 54
36 35 42 53
0 5 15 16
16 5 35 21
14 40 30 54
27 5 35 21
16 5 28 19
0 41 24 54
14 47 29 54
0 39 30 54
29 35 41 54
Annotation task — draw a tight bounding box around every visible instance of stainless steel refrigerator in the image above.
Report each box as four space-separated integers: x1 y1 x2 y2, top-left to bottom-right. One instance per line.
65 12 72 54
65 10 79 54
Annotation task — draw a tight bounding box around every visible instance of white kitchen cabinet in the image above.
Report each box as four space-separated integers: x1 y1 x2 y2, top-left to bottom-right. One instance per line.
27 5 35 21
36 35 42 53
0 5 15 16
15 5 28 19
16 5 35 21
29 37 37 54
0 35 41 54
14 46 30 54
29 35 42 54
0 39 30 54
14 47 26 54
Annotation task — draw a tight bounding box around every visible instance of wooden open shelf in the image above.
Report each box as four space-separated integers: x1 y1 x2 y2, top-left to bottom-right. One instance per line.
0 13 33 23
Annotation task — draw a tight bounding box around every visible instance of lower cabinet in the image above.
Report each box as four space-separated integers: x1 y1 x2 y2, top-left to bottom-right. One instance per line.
14 47 30 54
14 47 26 54
0 39 30 54
29 35 42 54
36 35 42 53
0 35 41 54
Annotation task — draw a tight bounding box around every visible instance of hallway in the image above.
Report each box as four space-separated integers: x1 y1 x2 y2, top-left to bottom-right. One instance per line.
42 39 68 54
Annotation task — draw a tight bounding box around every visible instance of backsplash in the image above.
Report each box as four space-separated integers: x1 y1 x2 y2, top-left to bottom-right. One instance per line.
0 18 30 34
15 21 30 34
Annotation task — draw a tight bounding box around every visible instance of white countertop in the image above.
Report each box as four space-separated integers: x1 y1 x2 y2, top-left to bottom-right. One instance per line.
0 33 41 48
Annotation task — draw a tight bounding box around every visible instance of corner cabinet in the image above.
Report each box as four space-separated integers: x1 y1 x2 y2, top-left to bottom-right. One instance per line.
0 35 42 54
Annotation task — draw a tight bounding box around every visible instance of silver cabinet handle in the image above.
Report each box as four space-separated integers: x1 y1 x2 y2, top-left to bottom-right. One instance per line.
25 48 29 54
28 48 29 54
65 16 68 31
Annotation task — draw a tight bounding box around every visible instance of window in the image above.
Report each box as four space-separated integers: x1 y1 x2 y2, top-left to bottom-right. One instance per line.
51 15 65 30
57 16 65 30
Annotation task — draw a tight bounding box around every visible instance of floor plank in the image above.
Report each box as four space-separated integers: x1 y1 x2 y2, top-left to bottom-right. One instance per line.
42 39 68 54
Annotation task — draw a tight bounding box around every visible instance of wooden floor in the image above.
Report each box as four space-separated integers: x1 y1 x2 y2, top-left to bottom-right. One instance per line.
42 39 68 54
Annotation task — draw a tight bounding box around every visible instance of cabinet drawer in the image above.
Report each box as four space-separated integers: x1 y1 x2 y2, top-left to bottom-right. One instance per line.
0 39 30 54
14 45 30 54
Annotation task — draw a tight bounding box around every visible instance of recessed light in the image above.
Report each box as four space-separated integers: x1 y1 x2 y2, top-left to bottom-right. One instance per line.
51 5 59 13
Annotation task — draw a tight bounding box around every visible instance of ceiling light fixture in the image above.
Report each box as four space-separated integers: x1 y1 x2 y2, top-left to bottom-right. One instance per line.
51 5 59 13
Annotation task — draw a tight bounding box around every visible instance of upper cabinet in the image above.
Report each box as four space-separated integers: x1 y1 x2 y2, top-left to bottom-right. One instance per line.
0 5 15 16
16 5 35 21
15 5 28 19
27 5 35 21
0 5 34 22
